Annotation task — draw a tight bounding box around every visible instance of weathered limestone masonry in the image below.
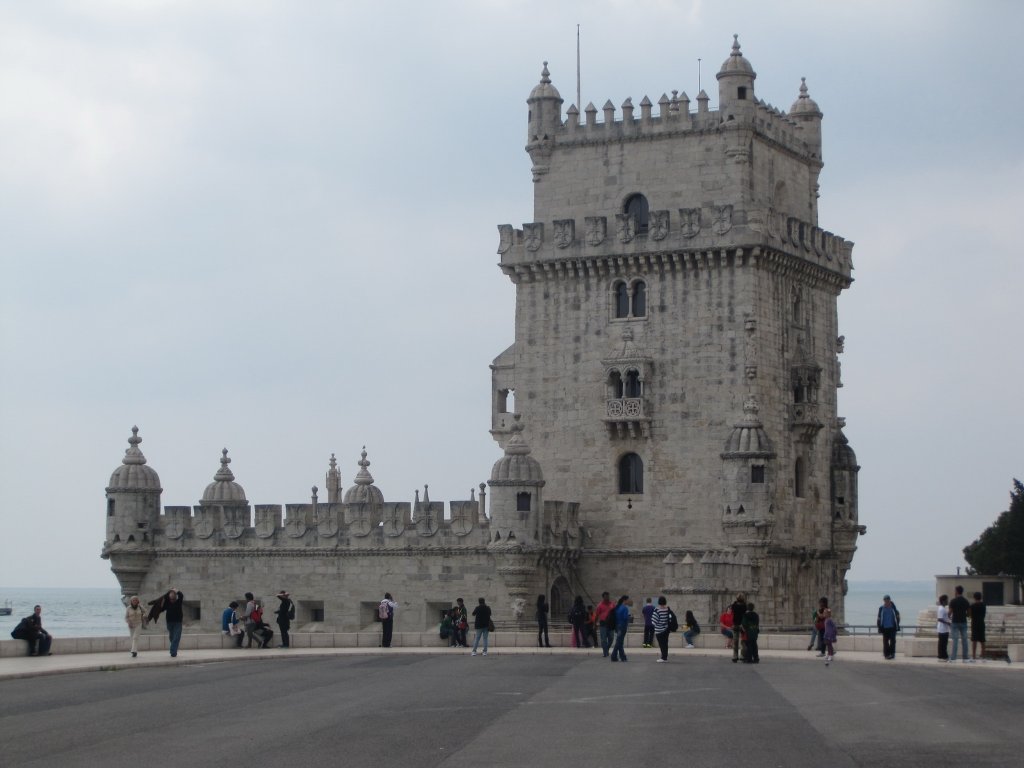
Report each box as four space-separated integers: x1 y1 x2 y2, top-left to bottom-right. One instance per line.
102 37 863 632
491 36 863 625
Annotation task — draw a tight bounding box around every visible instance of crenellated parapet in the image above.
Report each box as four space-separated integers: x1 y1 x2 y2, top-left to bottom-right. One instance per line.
497 208 853 287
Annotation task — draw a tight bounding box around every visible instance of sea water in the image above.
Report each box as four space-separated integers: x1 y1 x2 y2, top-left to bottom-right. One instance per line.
1 581 939 638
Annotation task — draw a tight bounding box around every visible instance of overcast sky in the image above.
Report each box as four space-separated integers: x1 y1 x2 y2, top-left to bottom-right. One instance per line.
1 1 1021 589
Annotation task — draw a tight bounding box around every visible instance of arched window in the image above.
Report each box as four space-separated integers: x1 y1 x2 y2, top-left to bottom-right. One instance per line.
608 370 624 399
625 194 649 234
631 280 647 317
614 281 629 318
794 457 806 498
618 453 644 494
624 370 642 398
516 492 531 512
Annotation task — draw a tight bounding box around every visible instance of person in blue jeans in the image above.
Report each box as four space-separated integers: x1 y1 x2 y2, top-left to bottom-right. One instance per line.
876 595 900 660
154 588 185 657
470 597 492 656
610 595 633 662
947 585 971 662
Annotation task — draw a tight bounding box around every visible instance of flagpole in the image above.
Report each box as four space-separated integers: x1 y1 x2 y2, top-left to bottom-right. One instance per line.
576 24 581 113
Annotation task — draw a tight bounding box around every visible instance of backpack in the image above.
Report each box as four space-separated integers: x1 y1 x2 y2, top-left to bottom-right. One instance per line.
668 610 679 633
250 605 263 624
287 601 296 621
378 601 391 620
604 608 617 630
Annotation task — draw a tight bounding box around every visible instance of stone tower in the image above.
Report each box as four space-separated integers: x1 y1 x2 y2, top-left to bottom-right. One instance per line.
492 37 864 623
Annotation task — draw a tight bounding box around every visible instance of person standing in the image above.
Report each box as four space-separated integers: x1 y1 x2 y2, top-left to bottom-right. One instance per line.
935 595 951 661
948 586 971 662
275 591 295 648
814 598 830 657
741 601 760 663
470 597 492 656
568 595 589 648
970 592 987 661
821 607 836 665
610 595 632 662
161 588 184 658
682 610 700 648
379 592 397 648
242 592 258 649
595 592 616 658
730 594 747 663
876 595 900 660
535 594 551 648
453 598 469 648
651 596 671 662
642 597 656 648
585 605 598 648
125 596 146 658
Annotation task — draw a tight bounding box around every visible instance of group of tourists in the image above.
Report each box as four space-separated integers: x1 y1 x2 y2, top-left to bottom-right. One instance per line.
935 586 987 662
220 590 296 651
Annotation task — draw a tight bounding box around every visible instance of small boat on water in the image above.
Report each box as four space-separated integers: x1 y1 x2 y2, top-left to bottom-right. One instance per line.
0 601 12 616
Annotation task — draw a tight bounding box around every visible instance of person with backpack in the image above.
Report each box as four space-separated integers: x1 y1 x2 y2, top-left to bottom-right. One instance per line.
594 592 616 658
876 594 901 660
651 596 675 662
11 605 52 657
275 590 295 648
379 592 397 648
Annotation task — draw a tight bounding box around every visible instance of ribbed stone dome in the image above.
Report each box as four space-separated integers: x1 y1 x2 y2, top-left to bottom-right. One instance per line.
528 61 561 101
342 447 384 505
721 397 776 458
490 416 544 484
107 426 162 492
831 426 859 470
718 35 755 76
202 448 247 502
790 78 821 116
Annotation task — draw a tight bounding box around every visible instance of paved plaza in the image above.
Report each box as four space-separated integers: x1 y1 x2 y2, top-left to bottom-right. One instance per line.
1 646 1021 767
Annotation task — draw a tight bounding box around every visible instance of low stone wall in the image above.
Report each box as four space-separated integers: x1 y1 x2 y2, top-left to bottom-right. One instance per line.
0 630 884 657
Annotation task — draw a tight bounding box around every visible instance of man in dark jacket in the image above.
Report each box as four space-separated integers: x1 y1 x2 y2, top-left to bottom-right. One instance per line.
12 605 52 656
161 589 185 657
470 597 492 656
730 594 747 663
275 591 295 648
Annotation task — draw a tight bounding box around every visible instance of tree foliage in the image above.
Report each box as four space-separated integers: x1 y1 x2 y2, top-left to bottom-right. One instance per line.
963 479 1024 577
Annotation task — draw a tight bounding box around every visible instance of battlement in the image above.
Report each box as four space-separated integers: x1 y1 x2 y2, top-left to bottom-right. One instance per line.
496 208 854 286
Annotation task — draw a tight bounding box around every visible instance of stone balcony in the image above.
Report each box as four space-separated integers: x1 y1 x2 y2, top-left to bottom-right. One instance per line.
604 398 651 439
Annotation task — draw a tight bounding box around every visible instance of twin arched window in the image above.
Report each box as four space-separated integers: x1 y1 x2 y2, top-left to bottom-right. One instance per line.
618 453 644 494
608 369 642 399
613 279 646 319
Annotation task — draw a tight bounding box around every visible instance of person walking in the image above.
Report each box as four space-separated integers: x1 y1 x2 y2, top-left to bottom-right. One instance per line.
948 586 970 663
730 593 747 663
642 597 656 648
877 595 900 660
815 597 830 657
651 596 672 662
161 588 185 658
935 594 951 661
970 591 987 661
610 595 632 662
379 592 397 648
682 610 700 648
125 595 146 658
275 590 295 648
535 594 551 648
470 597 492 656
595 592 616 658
822 606 837 665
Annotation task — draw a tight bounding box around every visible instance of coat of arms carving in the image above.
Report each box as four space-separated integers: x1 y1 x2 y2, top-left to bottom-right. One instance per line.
523 223 543 252
416 503 442 537
255 507 278 538
496 224 513 254
348 504 372 537
222 508 246 539
193 508 215 539
285 511 307 538
679 208 701 238
163 508 188 540
315 506 338 538
553 219 575 249
381 503 407 537
585 216 607 246
712 204 733 235
616 213 635 244
449 501 474 537
649 210 670 241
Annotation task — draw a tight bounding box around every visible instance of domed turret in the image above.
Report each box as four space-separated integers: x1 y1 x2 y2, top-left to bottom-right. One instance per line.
830 419 860 523
526 61 563 180
488 415 545 546
108 426 161 492
717 35 757 123
343 447 384 506
202 449 247 503
789 77 823 157
721 397 776 458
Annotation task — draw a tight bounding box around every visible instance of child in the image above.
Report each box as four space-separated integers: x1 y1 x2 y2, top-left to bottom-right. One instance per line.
823 608 838 664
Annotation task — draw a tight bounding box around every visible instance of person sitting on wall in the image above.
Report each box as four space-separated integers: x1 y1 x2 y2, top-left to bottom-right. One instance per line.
719 609 734 649
10 605 53 656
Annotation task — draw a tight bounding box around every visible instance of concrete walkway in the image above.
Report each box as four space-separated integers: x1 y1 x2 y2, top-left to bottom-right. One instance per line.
1 641 1016 680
